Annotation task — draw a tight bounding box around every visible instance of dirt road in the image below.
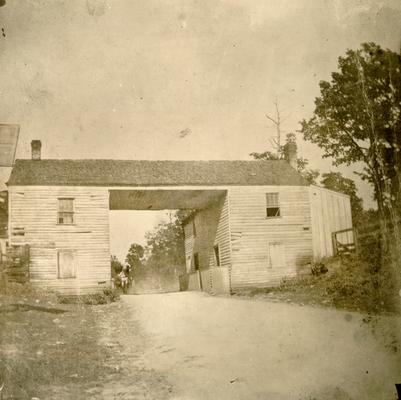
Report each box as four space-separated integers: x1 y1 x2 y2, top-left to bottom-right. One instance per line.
123 292 401 400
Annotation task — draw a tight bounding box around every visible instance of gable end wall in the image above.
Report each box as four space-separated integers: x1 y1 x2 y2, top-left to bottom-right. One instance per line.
8 185 111 294
228 185 313 289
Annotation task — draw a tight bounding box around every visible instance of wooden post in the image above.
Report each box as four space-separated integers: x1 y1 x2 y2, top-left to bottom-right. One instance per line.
331 232 338 256
353 227 360 257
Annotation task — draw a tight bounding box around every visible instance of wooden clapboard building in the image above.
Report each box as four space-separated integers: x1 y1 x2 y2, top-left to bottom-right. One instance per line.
7 140 353 294
182 178 352 293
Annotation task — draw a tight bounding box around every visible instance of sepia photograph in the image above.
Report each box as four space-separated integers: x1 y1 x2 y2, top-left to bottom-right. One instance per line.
0 0 401 399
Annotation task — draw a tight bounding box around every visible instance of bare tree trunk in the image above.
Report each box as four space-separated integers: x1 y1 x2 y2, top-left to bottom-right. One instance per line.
265 99 290 157
354 51 401 311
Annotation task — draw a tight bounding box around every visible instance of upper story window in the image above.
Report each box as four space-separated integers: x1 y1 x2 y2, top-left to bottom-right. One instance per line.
266 193 280 218
58 198 74 224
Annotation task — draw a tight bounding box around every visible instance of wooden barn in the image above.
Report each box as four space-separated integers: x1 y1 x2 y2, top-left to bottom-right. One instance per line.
6 140 353 294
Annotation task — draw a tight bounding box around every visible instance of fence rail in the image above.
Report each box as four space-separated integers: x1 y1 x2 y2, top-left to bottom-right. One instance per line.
332 228 356 256
0 245 30 284
331 218 396 257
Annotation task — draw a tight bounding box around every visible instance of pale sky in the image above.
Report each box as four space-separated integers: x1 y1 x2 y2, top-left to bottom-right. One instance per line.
1 0 401 259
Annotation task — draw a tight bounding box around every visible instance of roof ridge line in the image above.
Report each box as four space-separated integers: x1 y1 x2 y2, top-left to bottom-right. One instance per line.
14 159 284 162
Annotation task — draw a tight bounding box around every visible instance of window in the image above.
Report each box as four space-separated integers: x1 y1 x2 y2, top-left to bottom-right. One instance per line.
268 242 286 269
58 198 74 224
57 250 77 278
266 193 280 217
214 245 221 267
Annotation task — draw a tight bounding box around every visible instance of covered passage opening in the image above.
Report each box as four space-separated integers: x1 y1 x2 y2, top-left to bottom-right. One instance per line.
109 189 226 211
108 189 228 294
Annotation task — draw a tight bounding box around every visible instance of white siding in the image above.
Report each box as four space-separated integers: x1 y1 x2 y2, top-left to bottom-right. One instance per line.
9 186 111 294
228 185 313 289
268 242 286 269
309 185 353 258
184 194 231 294
9 183 349 294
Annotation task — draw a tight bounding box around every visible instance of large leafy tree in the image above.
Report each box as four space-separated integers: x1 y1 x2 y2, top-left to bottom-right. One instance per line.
126 210 193 287
125 243 145 274
127 211 191 286
320 172 363 224
111 254 124 276
144 216 186 279
301 43 401 223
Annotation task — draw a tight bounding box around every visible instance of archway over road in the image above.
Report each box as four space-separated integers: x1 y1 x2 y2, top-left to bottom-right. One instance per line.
109 188 227 293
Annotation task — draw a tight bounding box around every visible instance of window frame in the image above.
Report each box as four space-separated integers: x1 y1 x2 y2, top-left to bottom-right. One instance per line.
265 192 281 218
57 197 75 225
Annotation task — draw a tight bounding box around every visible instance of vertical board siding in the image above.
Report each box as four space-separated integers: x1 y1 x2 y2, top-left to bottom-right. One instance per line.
183 194 231 294
188 271 200 291
184 223 194 274
228 186 313 289
9 186 111 294
309 186 353 258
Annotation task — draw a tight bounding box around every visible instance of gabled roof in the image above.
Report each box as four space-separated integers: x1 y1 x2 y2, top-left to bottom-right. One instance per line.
7 159 308 187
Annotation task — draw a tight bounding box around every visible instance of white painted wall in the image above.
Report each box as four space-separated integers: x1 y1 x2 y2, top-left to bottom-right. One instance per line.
184 195 231 294
9 185 111 294
228 185 313 289
309 185 353 259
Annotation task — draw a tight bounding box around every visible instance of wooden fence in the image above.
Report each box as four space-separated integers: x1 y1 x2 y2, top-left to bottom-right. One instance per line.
331 228 356 256
0 245 30 284
332 219 391 257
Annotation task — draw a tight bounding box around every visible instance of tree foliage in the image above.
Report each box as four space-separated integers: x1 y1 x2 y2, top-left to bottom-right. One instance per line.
111 255 124 275
126 211 190 284
251 133 320 184
144 217 186 278
301 42 401 219
125 243 145 272
250 150 279 161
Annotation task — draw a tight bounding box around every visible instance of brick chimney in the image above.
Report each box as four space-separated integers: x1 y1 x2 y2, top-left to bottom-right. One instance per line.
31 140 41 160
284 140 297 169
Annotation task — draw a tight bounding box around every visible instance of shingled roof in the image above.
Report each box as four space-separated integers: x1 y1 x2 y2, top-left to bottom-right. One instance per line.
7 159 308 187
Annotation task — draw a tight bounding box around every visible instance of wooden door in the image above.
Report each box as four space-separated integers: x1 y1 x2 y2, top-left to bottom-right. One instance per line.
194 253 202 290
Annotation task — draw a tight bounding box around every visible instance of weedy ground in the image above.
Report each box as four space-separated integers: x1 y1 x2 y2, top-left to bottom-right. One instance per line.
233 255 400 315
0 280 171 399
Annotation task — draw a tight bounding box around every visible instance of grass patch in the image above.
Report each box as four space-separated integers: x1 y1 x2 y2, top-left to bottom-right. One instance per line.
57 288 120 305
0 285 112 398
0 279 170 399
0 279 120 398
